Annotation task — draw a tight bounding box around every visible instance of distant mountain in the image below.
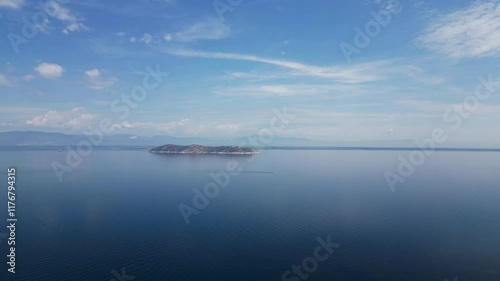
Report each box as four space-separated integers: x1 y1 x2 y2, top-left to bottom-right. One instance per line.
234 136 324 147
0 131 83 146
0 131 326 147
2 130 481 148
0 131 220 146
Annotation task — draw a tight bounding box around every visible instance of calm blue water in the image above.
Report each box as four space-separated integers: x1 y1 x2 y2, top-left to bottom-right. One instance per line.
0 149 499 281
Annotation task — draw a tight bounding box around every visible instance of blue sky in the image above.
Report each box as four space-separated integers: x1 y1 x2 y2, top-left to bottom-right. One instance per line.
0 0 499 145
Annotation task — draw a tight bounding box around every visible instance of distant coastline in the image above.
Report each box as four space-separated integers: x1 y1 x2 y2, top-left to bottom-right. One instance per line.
149 144 259 155
1 145 500 152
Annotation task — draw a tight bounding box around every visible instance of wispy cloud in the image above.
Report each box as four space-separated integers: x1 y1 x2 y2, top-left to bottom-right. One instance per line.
129 33 153 44
139 33 153 44
85 69 117 90
417 0 500 58
109 119 243 136
174 18 231 42
166 49 407 83
111 119 189 134
63 22 88 34
43 1 89 34
214 83 369 97
26 107 97 130
0 73 35 86
0 0 24 9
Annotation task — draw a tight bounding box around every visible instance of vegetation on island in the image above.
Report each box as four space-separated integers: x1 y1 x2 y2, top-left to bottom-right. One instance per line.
149 144 258 154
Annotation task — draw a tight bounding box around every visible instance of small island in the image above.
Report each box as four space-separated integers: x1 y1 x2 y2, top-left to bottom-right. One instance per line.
149 144 259 155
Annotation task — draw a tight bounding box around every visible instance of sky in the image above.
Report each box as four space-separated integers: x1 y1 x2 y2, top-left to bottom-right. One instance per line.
0 0 499 146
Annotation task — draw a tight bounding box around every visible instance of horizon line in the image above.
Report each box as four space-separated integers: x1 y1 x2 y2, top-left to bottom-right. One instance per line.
1 145 500 152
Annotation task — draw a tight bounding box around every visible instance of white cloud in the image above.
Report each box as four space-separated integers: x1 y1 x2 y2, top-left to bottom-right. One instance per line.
106 119 244 136
46 1 75 21
139 33 153 44
110 119 190 134
174 19 231 42
63 22 88 34
85 69 100 78
166 49 409 83
85 68 117 90
164 33 172 41
35 62 64 79
43 1 88 34
120 33 152 44
0 0 24 9
26 107 97 130
418 1 500 58
0 73 36 86
214 83 364 97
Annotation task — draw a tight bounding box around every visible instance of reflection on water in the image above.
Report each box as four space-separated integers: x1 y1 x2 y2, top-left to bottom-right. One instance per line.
0 149 499 281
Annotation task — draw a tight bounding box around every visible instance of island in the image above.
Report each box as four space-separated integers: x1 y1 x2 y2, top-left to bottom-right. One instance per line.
149 144 259 155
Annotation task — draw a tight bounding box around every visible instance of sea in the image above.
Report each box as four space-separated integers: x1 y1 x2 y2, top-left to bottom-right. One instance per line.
0 147 499 281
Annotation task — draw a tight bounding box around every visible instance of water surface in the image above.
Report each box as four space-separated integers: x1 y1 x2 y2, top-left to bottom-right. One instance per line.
0 149 499 281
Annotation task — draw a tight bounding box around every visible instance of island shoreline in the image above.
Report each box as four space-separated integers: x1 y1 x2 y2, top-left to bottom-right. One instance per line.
149 144 259 155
